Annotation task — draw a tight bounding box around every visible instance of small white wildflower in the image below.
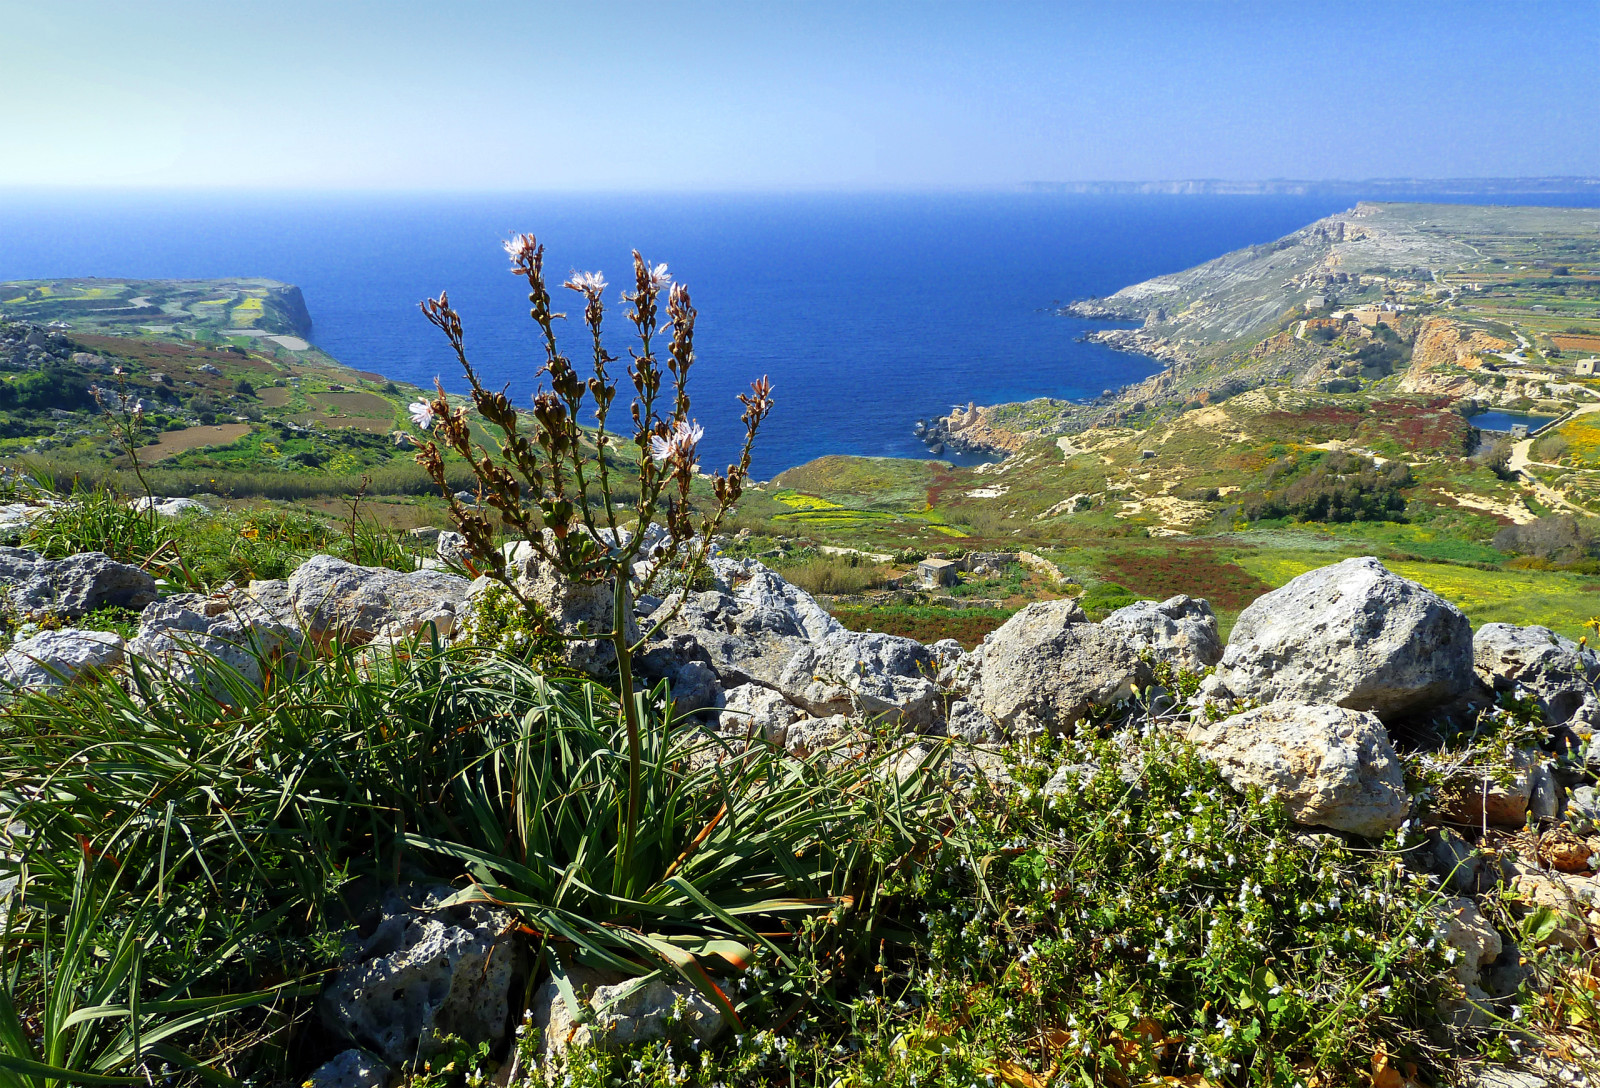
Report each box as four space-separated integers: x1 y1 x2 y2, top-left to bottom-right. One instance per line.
408 400 435 429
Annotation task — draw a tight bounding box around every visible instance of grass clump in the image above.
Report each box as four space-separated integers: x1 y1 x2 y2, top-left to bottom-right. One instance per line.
776 551 889 596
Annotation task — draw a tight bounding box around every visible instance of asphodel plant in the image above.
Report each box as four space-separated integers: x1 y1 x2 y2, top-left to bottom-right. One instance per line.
413 233 773 875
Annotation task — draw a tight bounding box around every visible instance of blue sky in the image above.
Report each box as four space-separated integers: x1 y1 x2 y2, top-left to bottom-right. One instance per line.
2 0 1595 190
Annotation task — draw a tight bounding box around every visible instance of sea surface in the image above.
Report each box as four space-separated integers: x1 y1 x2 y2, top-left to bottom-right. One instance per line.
2 190 1597 477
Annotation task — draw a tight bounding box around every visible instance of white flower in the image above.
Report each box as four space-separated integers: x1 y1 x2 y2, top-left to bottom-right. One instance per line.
648 262 672 288
565 270 607 294
408 400 436 429
503 232 539 268
650 420 704 467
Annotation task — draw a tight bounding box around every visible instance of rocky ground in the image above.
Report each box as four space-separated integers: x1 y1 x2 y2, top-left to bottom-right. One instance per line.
7 512 1600 1083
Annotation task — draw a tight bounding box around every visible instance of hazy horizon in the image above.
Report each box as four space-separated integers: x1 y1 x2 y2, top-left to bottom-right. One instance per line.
4 0 1595 192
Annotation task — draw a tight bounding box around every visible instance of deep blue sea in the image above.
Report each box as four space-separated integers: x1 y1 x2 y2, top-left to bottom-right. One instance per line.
2 191 1597 477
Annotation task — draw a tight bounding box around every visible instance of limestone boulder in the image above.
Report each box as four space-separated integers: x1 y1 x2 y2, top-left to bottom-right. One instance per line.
1101 594 1223 672
0 548 157 620
303 1049 388 1088
130 593 298 696
130 496 208 518
289 555 469 646
1474 622 1600 729
1439 749 1556 829
966 599 1149 736
1204 557 1473 721
777 630 939 728
1187 703 1409 836
0 629 124 695
320 886 513 1065
1434 897 1503 1028
715 683 804 745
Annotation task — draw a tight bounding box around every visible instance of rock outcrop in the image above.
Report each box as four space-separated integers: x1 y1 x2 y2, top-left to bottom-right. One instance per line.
0 548 157 620
777 630 939 728
289 556 469 646
0 629 125 695
528 966 725 1058
1204 557 1474 721
1474 622 1600 731
1187 703 1409 836
130 593 298 696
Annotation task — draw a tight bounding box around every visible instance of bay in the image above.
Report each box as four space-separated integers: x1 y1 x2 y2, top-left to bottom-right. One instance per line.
2 190 1594 477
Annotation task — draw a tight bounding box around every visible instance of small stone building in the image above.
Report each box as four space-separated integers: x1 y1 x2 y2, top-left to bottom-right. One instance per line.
1575 358 1597 377
917 557 959 588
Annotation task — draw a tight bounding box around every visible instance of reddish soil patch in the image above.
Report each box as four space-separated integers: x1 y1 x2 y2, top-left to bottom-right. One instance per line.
1257 405 1365 442
1098 546 1271 611
925 468 959 508
829 606 1011 650
1553 334 1600 353
258 386 292 407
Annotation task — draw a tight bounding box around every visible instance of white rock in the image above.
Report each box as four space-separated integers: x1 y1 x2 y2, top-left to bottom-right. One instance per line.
0 628 124 694
1187 703 1408 836
529 967 725 1057
130 496 208 518
289 555 469 646
1205 557 1473 721
965 599 1149 736
1101 594 1223 671
302 1048 387 1088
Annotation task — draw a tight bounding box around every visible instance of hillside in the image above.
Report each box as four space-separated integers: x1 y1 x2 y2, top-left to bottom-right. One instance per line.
0 278 457 501
729 204 1600 650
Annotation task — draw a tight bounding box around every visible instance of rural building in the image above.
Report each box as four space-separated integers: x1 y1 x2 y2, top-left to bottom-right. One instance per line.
917 557 959 588
1575 358 1598 376
1304 295 1326 311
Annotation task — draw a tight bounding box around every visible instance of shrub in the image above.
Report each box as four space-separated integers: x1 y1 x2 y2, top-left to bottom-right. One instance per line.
1493 513 1600 563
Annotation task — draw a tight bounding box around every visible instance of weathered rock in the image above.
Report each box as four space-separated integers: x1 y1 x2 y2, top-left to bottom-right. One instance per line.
1474 622 1600 730
1440 749 1552 829
0 629 124 694
1101 594 1223 671
966 599 1149 736
436 531 470 567
777 630 939 728
470 536 639 676
1187 703 1408 836
1427 827 1500 895
289 556 469 646
243 579 298 627
1204 557 1473 721
0 548 157 620
715 683 804 744
303 1048 388 1088
1537 827 1597 874
784 713 858 756
529 966 725 1057
130 593 299 698
320 886 514 1064
1435 897 1502 1028
942 698 1001 743
659 564 841 690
